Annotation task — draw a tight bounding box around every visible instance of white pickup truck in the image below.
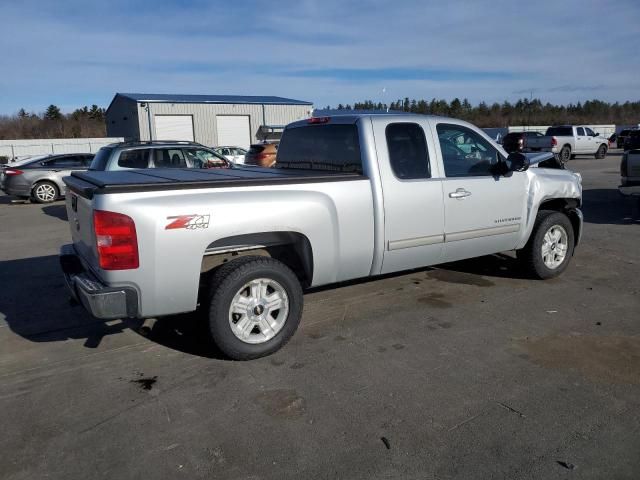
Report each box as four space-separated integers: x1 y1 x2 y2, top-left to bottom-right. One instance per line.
524 125 609 163
60 114 583 359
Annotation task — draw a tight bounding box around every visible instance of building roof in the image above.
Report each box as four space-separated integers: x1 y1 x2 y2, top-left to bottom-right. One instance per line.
115 93 313 106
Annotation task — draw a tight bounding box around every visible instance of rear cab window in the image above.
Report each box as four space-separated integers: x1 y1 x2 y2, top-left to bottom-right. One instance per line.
546 127 573 136
385 123 430 179
277 123 362 173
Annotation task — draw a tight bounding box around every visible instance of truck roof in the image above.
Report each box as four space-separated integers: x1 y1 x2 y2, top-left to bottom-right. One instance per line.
290 113 454 128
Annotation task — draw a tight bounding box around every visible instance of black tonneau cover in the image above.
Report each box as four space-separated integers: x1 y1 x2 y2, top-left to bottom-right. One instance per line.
64 165 367 199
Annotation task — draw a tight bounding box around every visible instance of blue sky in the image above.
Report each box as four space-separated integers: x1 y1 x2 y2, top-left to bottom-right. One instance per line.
1 0 639 114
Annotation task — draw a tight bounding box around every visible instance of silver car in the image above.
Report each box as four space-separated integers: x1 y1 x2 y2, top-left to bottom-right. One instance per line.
0 153 93 203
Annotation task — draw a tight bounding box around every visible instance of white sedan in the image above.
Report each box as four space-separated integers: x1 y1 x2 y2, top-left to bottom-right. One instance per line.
213 146 247 164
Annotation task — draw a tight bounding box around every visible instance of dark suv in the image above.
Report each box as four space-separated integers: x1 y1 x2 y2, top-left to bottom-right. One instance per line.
502 131 544 153
623 130 640 151
617 129 636 149
89 141 231 171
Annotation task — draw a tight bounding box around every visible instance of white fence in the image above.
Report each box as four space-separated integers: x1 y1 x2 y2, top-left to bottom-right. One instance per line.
0 137 124 159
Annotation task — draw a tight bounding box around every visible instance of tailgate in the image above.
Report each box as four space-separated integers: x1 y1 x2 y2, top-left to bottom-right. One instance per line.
524 136 551 150
65 181 98 268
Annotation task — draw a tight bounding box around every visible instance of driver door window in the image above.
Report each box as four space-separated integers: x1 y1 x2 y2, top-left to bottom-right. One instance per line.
184 149 228 169
436 124 500 177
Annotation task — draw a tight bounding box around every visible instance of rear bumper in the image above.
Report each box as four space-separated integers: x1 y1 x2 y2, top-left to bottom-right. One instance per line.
60 244 139 320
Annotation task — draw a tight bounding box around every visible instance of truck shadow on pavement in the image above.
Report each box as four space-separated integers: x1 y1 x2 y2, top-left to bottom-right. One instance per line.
582 188 639 224
41 204 68 221
0 253 225 358
2 187 631 359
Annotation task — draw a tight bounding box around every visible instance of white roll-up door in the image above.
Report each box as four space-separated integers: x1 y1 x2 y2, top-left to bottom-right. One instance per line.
216 116 251 149
154 115 194 141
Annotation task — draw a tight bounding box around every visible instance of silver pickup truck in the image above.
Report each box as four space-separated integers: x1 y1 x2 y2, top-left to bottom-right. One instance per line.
524 125 609 163
60 114 583 359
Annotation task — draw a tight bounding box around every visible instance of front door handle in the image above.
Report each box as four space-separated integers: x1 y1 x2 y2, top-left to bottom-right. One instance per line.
449 188 472 199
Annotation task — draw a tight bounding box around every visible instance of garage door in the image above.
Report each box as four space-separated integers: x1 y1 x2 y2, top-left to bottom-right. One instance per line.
154 115 194 141
216 116 251 149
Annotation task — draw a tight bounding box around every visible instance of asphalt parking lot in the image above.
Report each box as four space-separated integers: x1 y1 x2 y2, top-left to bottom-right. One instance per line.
1 153 638 479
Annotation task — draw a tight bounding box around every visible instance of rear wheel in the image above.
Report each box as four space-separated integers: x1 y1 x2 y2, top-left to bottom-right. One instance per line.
207 256 303 360
558 146 571 165
517 210 575 279
32 181 58 203
595 144 607 159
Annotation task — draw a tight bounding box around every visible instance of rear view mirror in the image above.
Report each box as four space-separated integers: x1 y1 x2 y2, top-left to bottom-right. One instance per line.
507 152 530 172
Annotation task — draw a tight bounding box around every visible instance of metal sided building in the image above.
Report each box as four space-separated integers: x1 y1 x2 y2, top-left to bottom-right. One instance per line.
105 93 313 149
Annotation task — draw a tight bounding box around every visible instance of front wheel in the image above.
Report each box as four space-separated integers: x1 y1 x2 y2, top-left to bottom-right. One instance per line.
517 210 575 279
207 256 303 360
595 144 607 159
32 181 59 203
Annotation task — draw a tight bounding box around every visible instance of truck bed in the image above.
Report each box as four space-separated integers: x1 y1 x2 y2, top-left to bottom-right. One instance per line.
64 165 367 199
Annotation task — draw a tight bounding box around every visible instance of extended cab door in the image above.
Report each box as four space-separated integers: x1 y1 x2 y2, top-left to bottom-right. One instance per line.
372 120 445 274
431 121 527 263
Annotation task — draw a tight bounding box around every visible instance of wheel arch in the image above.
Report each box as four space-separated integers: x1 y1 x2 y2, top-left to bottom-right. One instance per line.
529 198 581 247
200 231 314 288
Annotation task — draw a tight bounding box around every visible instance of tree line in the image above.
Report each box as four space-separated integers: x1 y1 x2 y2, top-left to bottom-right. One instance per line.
326 98 640 127
0 105 107 140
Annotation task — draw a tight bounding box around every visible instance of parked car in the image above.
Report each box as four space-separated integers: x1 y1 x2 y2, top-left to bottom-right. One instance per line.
213 146 247 164
622 130 640 151
89 141 230 171
523 125 608 163
60 113 583 360
0 153 94 203
244 143 278 167
502 131 545 153
617 129 636 149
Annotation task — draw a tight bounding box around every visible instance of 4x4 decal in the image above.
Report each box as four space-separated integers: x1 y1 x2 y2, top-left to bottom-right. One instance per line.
165 214 210 230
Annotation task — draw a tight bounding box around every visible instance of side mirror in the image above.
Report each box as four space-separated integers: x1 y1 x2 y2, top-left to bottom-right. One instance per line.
594 132 600 137
507 152 529 172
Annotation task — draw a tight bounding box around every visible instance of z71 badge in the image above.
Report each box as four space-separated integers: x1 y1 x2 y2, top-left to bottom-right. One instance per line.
165 214 210 230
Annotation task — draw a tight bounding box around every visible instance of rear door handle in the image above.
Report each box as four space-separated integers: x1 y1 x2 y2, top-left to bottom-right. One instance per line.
449 188 472 199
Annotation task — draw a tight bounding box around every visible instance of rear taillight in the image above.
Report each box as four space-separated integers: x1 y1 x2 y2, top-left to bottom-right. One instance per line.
4 169 23 176
551 137 558 147
93 210 139 270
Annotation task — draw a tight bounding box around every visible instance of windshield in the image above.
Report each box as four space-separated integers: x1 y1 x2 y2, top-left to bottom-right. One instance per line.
277 124 362 173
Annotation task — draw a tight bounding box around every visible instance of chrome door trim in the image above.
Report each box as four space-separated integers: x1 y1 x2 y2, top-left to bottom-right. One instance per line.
388 234 445 251
445 223 520 243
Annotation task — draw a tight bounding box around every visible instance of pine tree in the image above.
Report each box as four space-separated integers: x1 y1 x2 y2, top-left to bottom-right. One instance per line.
44 104 62 120
17 108 28 118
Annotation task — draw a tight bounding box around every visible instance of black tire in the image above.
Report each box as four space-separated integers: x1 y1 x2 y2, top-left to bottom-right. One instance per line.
558 146 571 164
595 144 607 159
207 256 303 360
31 181 59 203
517 210 575 280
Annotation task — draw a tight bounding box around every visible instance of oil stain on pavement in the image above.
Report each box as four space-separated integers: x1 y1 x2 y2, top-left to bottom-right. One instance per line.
516 335 640 384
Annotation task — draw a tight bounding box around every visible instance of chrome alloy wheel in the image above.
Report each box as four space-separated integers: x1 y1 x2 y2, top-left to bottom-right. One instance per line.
228 278 289 344
34 183 56 202
541 224 569 269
